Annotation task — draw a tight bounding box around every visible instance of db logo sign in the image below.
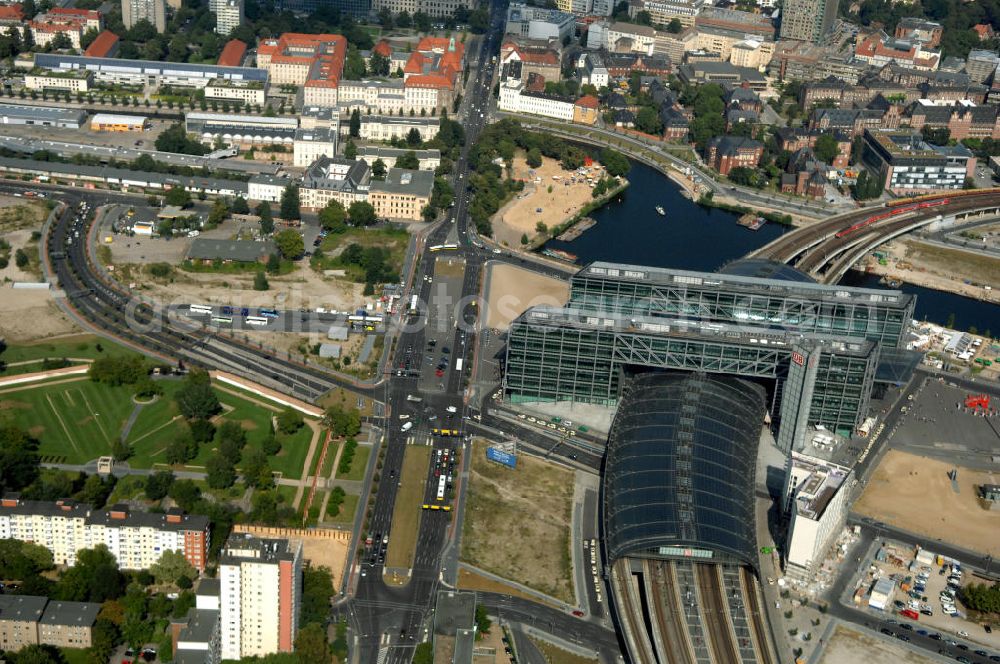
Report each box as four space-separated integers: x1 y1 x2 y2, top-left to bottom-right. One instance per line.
792 352 805 366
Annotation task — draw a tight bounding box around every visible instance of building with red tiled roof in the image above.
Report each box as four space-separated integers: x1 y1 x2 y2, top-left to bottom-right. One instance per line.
500 37 561 85
257 33 347 106
83 30 119 58
217 39 247 67
973 24 995 42
373 39 391 58
855 32 940 72
30 7 103 50
0 4 24 22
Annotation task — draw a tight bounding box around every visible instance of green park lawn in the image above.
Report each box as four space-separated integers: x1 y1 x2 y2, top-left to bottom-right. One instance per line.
0 378 137 464
0 335 142 376
1 377 315 479
327 493 359 524
340 445 370 482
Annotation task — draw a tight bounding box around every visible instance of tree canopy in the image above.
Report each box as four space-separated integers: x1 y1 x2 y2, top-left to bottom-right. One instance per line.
274 228 305 259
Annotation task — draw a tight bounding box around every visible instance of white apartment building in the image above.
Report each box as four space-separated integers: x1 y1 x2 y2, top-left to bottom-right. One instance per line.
607 22 657 55
215 0 243 36
783 453 853 581
219 534 303 660
629 0 704 27
357 115 440 142
24 71 92 93
0 497 210 571
506 3 576 42
498 79 575 120
293 127 336 167
357 146 441 171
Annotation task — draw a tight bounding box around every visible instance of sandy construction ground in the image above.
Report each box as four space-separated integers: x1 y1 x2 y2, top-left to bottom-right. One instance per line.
817 625 938 664
853 450 1000 556
0 288 80 342
117 262 364 312
485 262 569 329
493 156 606 248
461 439 576 603
860 238 1000 305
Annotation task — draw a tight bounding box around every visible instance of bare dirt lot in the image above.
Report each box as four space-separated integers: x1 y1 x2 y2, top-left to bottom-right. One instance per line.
816 625 938 664
854 450 1000 556
485 263 569 329
492 156 606 248
862 238 1000 304
0 289 80 342
461 439 575 603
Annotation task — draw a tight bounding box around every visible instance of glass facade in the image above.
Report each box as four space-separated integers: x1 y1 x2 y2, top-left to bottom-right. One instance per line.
603 373 764 568
569 262 914 348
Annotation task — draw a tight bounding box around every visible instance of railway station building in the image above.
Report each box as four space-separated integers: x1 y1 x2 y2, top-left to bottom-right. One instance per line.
504 260 917 445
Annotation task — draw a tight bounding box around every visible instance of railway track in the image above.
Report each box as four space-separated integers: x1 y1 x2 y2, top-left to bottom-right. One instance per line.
695 564 740 664
610 560 659 664
648 561 695 664
740 567 777 664
46 202 361 401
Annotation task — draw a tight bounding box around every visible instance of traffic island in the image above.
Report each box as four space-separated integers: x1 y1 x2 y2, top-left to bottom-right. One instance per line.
382 445 433 586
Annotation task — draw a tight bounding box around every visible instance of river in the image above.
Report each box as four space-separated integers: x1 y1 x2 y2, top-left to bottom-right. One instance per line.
543 160 999 332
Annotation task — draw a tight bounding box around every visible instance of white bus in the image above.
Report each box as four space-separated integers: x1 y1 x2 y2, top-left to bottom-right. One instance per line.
211 316 233 324
408 295 419 315
429 244 458 252
436 475 447 501
245 316 269 326
455 358 463 372
189 304 213 314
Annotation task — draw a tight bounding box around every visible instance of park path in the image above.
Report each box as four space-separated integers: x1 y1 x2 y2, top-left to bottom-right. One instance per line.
120 402 146 442
292 421 323 510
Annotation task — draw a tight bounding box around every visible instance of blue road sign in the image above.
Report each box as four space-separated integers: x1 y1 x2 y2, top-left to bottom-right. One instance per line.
486 446 517 469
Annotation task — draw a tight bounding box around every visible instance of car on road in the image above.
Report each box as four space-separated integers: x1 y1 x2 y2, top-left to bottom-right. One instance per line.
571 610 584 617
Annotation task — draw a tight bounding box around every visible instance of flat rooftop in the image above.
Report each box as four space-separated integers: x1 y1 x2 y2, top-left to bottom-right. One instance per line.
789 452 850 520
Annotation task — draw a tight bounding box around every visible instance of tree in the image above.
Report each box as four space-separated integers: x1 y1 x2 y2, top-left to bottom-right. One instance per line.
13 644 64 664
56 545 124 602
174 371 221 420
0 427 38 494
370 51 390 76
372 158 387 180
279 184 301 220
266 253 281 273
89 618 119 664
319 199 347 232
853 168 883 200
413 643 434 664
348 201 377 226
274 228 305 259
635 106 662 135
168 480 201 512
294 623 328 663
397 9 412 27
396 150 420 170
922 125 951 146
344 45 366 79
323 405 361 438
149 550 195 586
526 147 543 168
144 471 174 500
155 123 208 156
253 270 269 291
599 148 630 177
474 604 492 636
164 186 192 208
232 196 250 214
813 133 840 164
344 139 358 160
406 127 422 147
520 232 529 244
206 456 236 489
256 201 274 235
349 109 361 138
276 408 304 434
240 447 272 489
667 17 683 32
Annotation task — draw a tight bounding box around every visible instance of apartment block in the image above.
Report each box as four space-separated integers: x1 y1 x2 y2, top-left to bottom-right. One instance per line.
30 8 103 49
779 0 837 43
0 596 99 653
862 129 976 194
215 0 243 36
369 168 434 221
0 495 210 571
299 156 371 209
219 534 303 660
121 0 165 33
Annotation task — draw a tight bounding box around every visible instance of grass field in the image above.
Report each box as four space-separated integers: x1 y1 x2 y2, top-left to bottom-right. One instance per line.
341 445 371 481
531 640 599 664
0 377 137 464
0 334 142 376
461 439 576 603
313 227 409 282
327 493 359 524
385 445 431 570
59 648 92 664
1 375 315 479
320 439 340 478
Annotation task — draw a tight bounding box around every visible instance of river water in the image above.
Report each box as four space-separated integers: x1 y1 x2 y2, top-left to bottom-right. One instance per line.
543 160 999 331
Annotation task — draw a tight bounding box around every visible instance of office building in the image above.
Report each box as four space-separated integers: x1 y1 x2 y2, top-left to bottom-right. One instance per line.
779 0 837 44
628 0 703 27
505 260 917 444
256 33 347 105
122 0 165 32
371 0 465 18
894 17 942 48
357 115 439 142
908 99 1000 141
293 127 337 167
31 53 266 89
356 146 441 171
705 135 764 174
0 496 210 571
606 22 656 55
203 78 266 106
965 49 1000 83
29 8 103 49
782 453 853 581
219 534 303 660
861 129 976 194
505 4 576 42
368 168 434 221
215 0 243 36
498 79 575 120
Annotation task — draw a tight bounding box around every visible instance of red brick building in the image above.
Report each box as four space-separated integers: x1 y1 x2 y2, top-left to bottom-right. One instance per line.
705 136 763 175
